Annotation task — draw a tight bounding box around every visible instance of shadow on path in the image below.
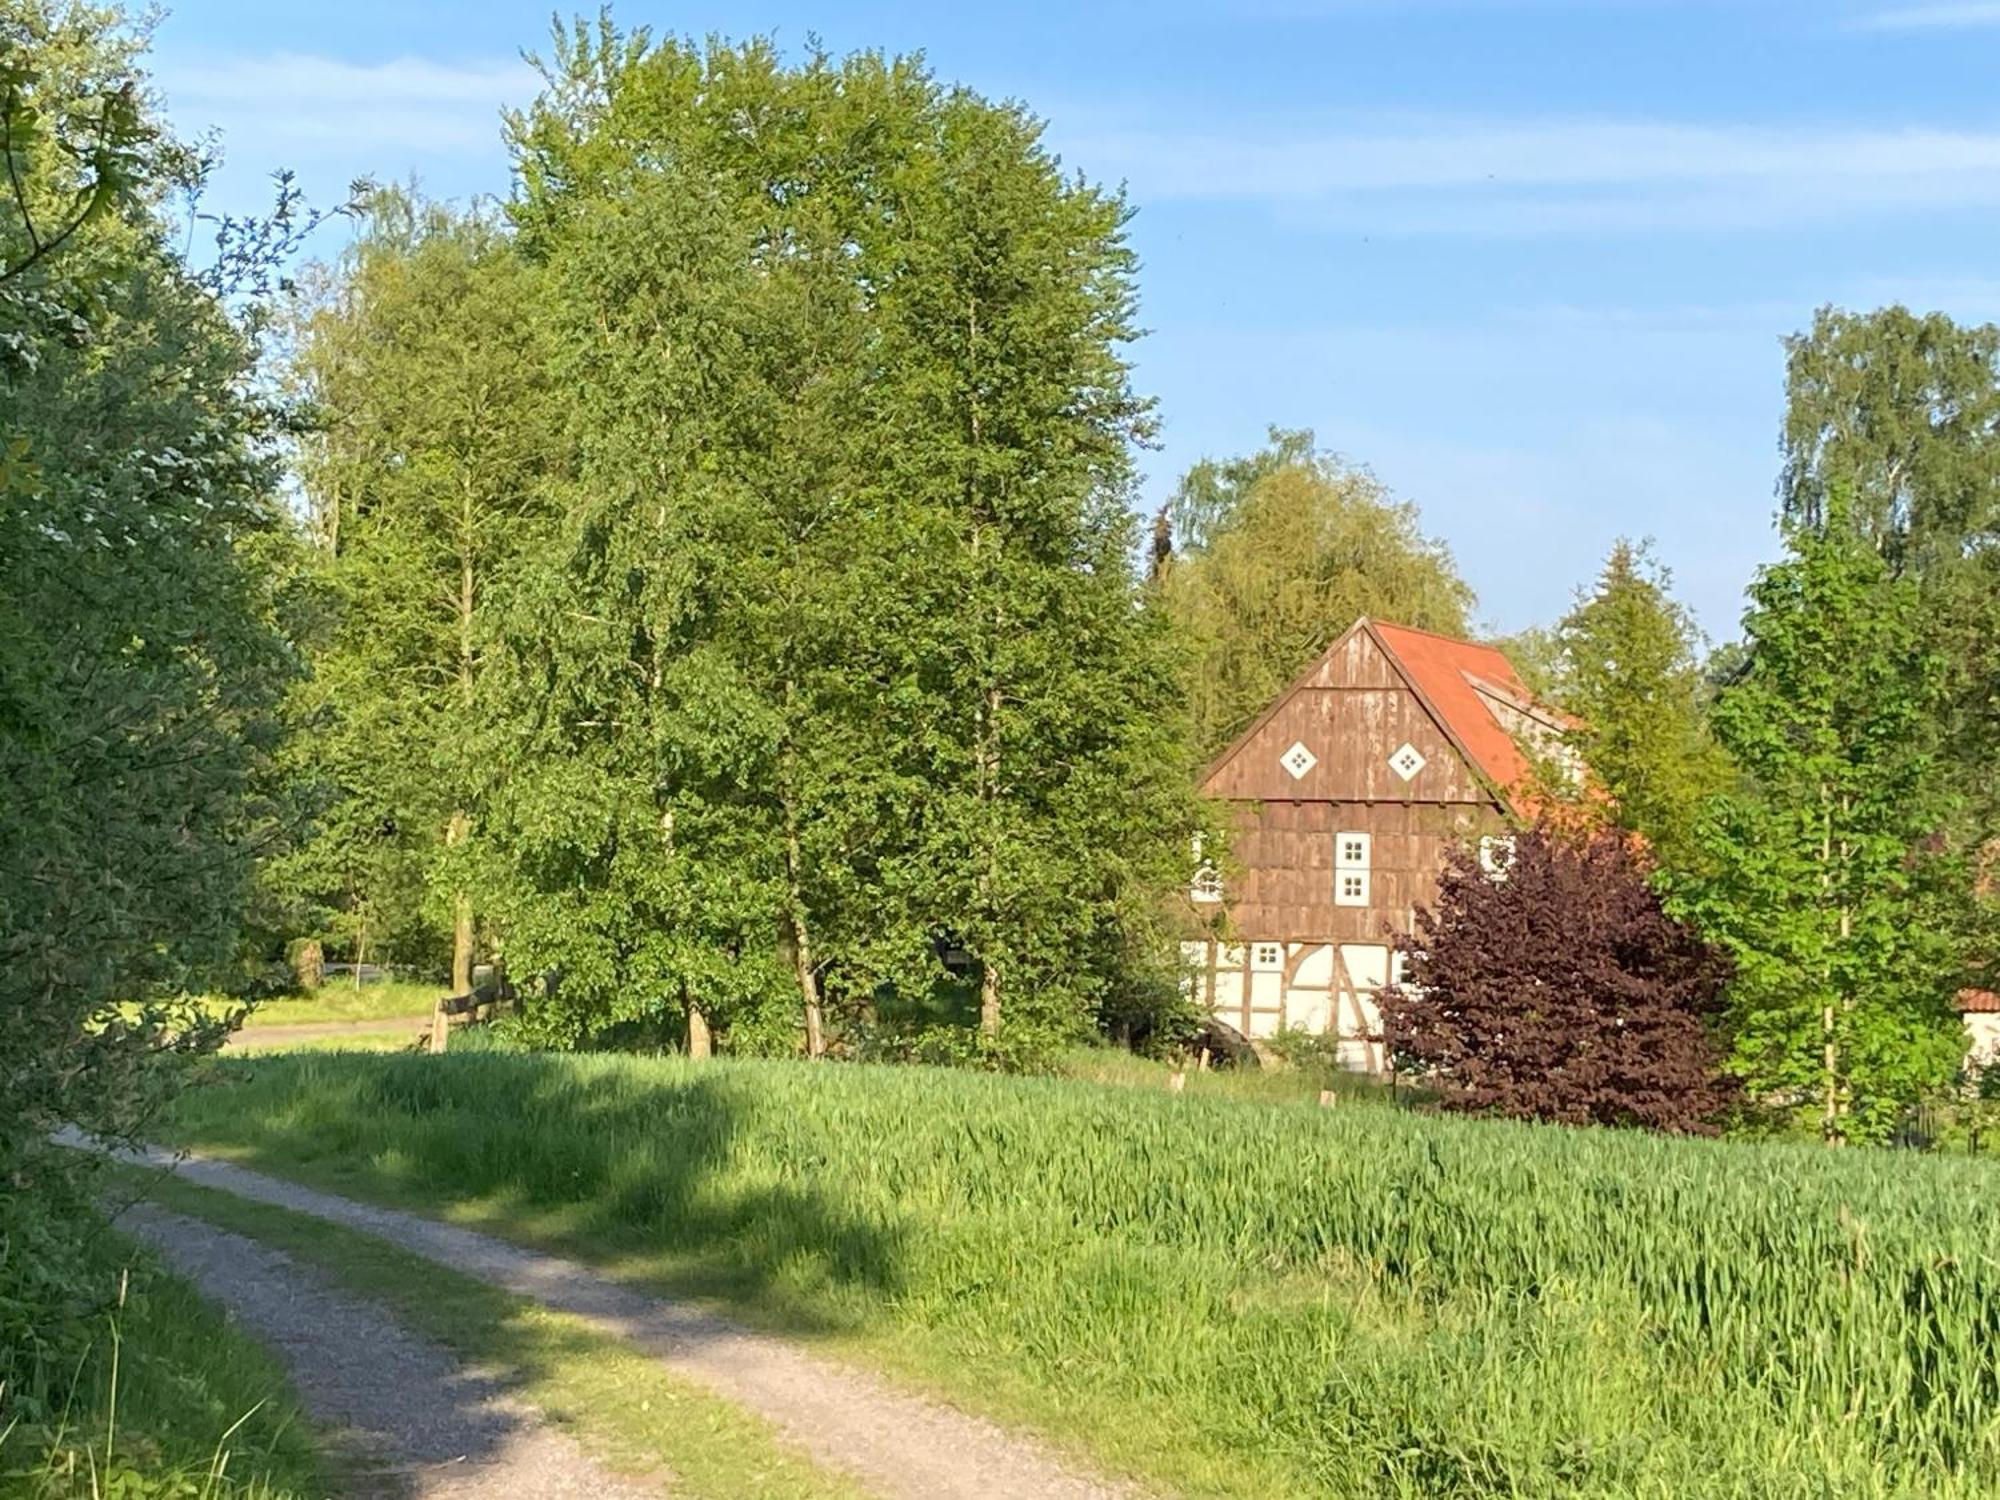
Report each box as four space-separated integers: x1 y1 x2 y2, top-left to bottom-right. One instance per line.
117 1202 662 1500
112 1144 1133 1500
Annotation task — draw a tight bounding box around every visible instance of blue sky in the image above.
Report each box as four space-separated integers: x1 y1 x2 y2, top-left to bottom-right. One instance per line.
146 0 2000 638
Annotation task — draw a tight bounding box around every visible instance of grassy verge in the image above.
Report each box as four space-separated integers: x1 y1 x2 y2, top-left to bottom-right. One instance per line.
227 1030 423 1055
100 1163 863 1500
0 1212 324 1499
160 1050 2000 1500
236 982 444 1028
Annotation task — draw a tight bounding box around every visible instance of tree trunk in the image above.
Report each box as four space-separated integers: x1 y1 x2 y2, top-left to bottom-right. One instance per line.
450 479 477 1001
967 294 1003 1043
1819 789 1844 1146
772 788 820 1056
447 809 472 996
686 990 712 1060
778 692 826 1059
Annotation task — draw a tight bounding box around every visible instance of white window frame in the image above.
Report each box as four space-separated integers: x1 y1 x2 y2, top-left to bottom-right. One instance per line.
1251 942 1284 973
1335 830 1372 907
1480 835 1517 880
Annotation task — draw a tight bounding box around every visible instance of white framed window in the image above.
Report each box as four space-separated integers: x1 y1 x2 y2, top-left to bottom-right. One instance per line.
1335 829 1371 907
1280 740 1318 780
1251 942 1284 972
1390 950 1413 989
1387 742 1427 782
1480 835 1517 880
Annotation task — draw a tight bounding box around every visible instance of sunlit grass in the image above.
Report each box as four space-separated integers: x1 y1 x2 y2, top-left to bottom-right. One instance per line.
162 1050 2000 1499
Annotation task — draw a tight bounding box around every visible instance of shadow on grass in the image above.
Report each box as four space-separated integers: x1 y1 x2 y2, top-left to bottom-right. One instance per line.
171 1052 906 1344
109 1181 774 1499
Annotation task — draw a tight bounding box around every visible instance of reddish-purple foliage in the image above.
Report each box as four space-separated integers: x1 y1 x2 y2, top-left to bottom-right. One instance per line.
1379 822 1734 1134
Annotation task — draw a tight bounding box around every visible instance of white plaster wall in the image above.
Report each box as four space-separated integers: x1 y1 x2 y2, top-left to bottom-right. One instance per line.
1967 1013 2000 1065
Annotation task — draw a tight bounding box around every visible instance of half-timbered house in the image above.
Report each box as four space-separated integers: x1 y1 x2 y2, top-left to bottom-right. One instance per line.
1183 617 1572 1072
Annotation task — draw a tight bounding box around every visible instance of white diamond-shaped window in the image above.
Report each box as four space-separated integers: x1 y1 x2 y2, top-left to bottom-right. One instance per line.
1280 741 1318 780
1387 742 1427 782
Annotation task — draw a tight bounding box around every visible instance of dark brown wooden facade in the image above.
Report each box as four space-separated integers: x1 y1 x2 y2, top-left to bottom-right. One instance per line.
1185 619 1551 1070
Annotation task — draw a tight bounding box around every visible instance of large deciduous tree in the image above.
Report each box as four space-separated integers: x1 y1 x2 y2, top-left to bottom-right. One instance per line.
285 190 556 991
490 25 1200 1055
1680 499 1967 1143
1157 428 1475 758
0 0 299 1399
1379 823 1732 1133
1779 306 2000 995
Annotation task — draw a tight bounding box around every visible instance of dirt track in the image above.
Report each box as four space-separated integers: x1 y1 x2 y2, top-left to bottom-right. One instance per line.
110 1144 1137 1500
120 1202 666 1499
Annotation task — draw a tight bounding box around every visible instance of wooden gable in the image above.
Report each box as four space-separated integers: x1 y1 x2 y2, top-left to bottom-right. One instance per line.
1200 622 1495 806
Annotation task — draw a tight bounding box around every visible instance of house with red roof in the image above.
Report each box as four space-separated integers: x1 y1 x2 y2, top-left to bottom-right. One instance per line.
1961 989 2000 1065
1184 617 1573 1072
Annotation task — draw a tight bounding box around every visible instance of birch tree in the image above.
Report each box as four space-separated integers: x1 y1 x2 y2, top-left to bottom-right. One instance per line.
496 25 1201 1055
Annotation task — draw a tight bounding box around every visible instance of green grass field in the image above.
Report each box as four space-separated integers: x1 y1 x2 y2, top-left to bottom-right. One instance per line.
1 1214 323 1499
161 1050 2000 1500
236 981 445 1028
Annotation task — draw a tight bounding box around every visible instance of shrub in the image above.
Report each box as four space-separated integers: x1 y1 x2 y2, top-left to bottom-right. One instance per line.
1380 821 1733 1133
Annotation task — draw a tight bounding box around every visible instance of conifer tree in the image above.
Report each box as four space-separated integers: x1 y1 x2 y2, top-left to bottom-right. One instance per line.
1554 539 1733 871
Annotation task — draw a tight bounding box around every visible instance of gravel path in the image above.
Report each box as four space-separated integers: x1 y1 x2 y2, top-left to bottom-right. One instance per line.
117 1202 666 1500
112 1144 1135 1500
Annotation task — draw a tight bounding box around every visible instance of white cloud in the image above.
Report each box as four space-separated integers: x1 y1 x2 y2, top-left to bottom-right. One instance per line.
1070 116 2000 235
153 52 538 156
1848 2 2000 29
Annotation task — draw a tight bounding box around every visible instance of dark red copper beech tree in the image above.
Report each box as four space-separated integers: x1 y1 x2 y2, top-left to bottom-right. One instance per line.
1379 822 1734 1134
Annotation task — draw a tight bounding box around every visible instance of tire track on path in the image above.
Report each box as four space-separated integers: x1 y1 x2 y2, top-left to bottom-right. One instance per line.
101 1141 1138 1500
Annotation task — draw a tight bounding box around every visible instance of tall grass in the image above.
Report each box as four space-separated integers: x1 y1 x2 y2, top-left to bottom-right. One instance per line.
167 1052 2000 1498
0 1224 321 1499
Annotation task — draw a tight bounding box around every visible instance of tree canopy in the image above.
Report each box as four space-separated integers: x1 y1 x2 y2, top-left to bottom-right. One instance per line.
0 0 302 1406
1158 428 1475 758
1381 823 1733 1134
1680 501 1968 1142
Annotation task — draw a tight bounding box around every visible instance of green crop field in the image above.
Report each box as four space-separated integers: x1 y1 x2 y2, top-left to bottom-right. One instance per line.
162 1050 2000 1500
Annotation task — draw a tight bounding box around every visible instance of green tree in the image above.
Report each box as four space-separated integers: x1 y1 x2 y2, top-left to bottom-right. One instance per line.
1553 539 1733 869
0 0 299 1399
1681 502 1965 1143
1780 305 2000 990
285 188 556 990
493 23 1200 1055
1159 429 1475 758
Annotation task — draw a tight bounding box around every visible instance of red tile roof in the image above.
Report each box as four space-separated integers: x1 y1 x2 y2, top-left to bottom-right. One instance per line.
1960 989 2000 1014
1370 621 1542 803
